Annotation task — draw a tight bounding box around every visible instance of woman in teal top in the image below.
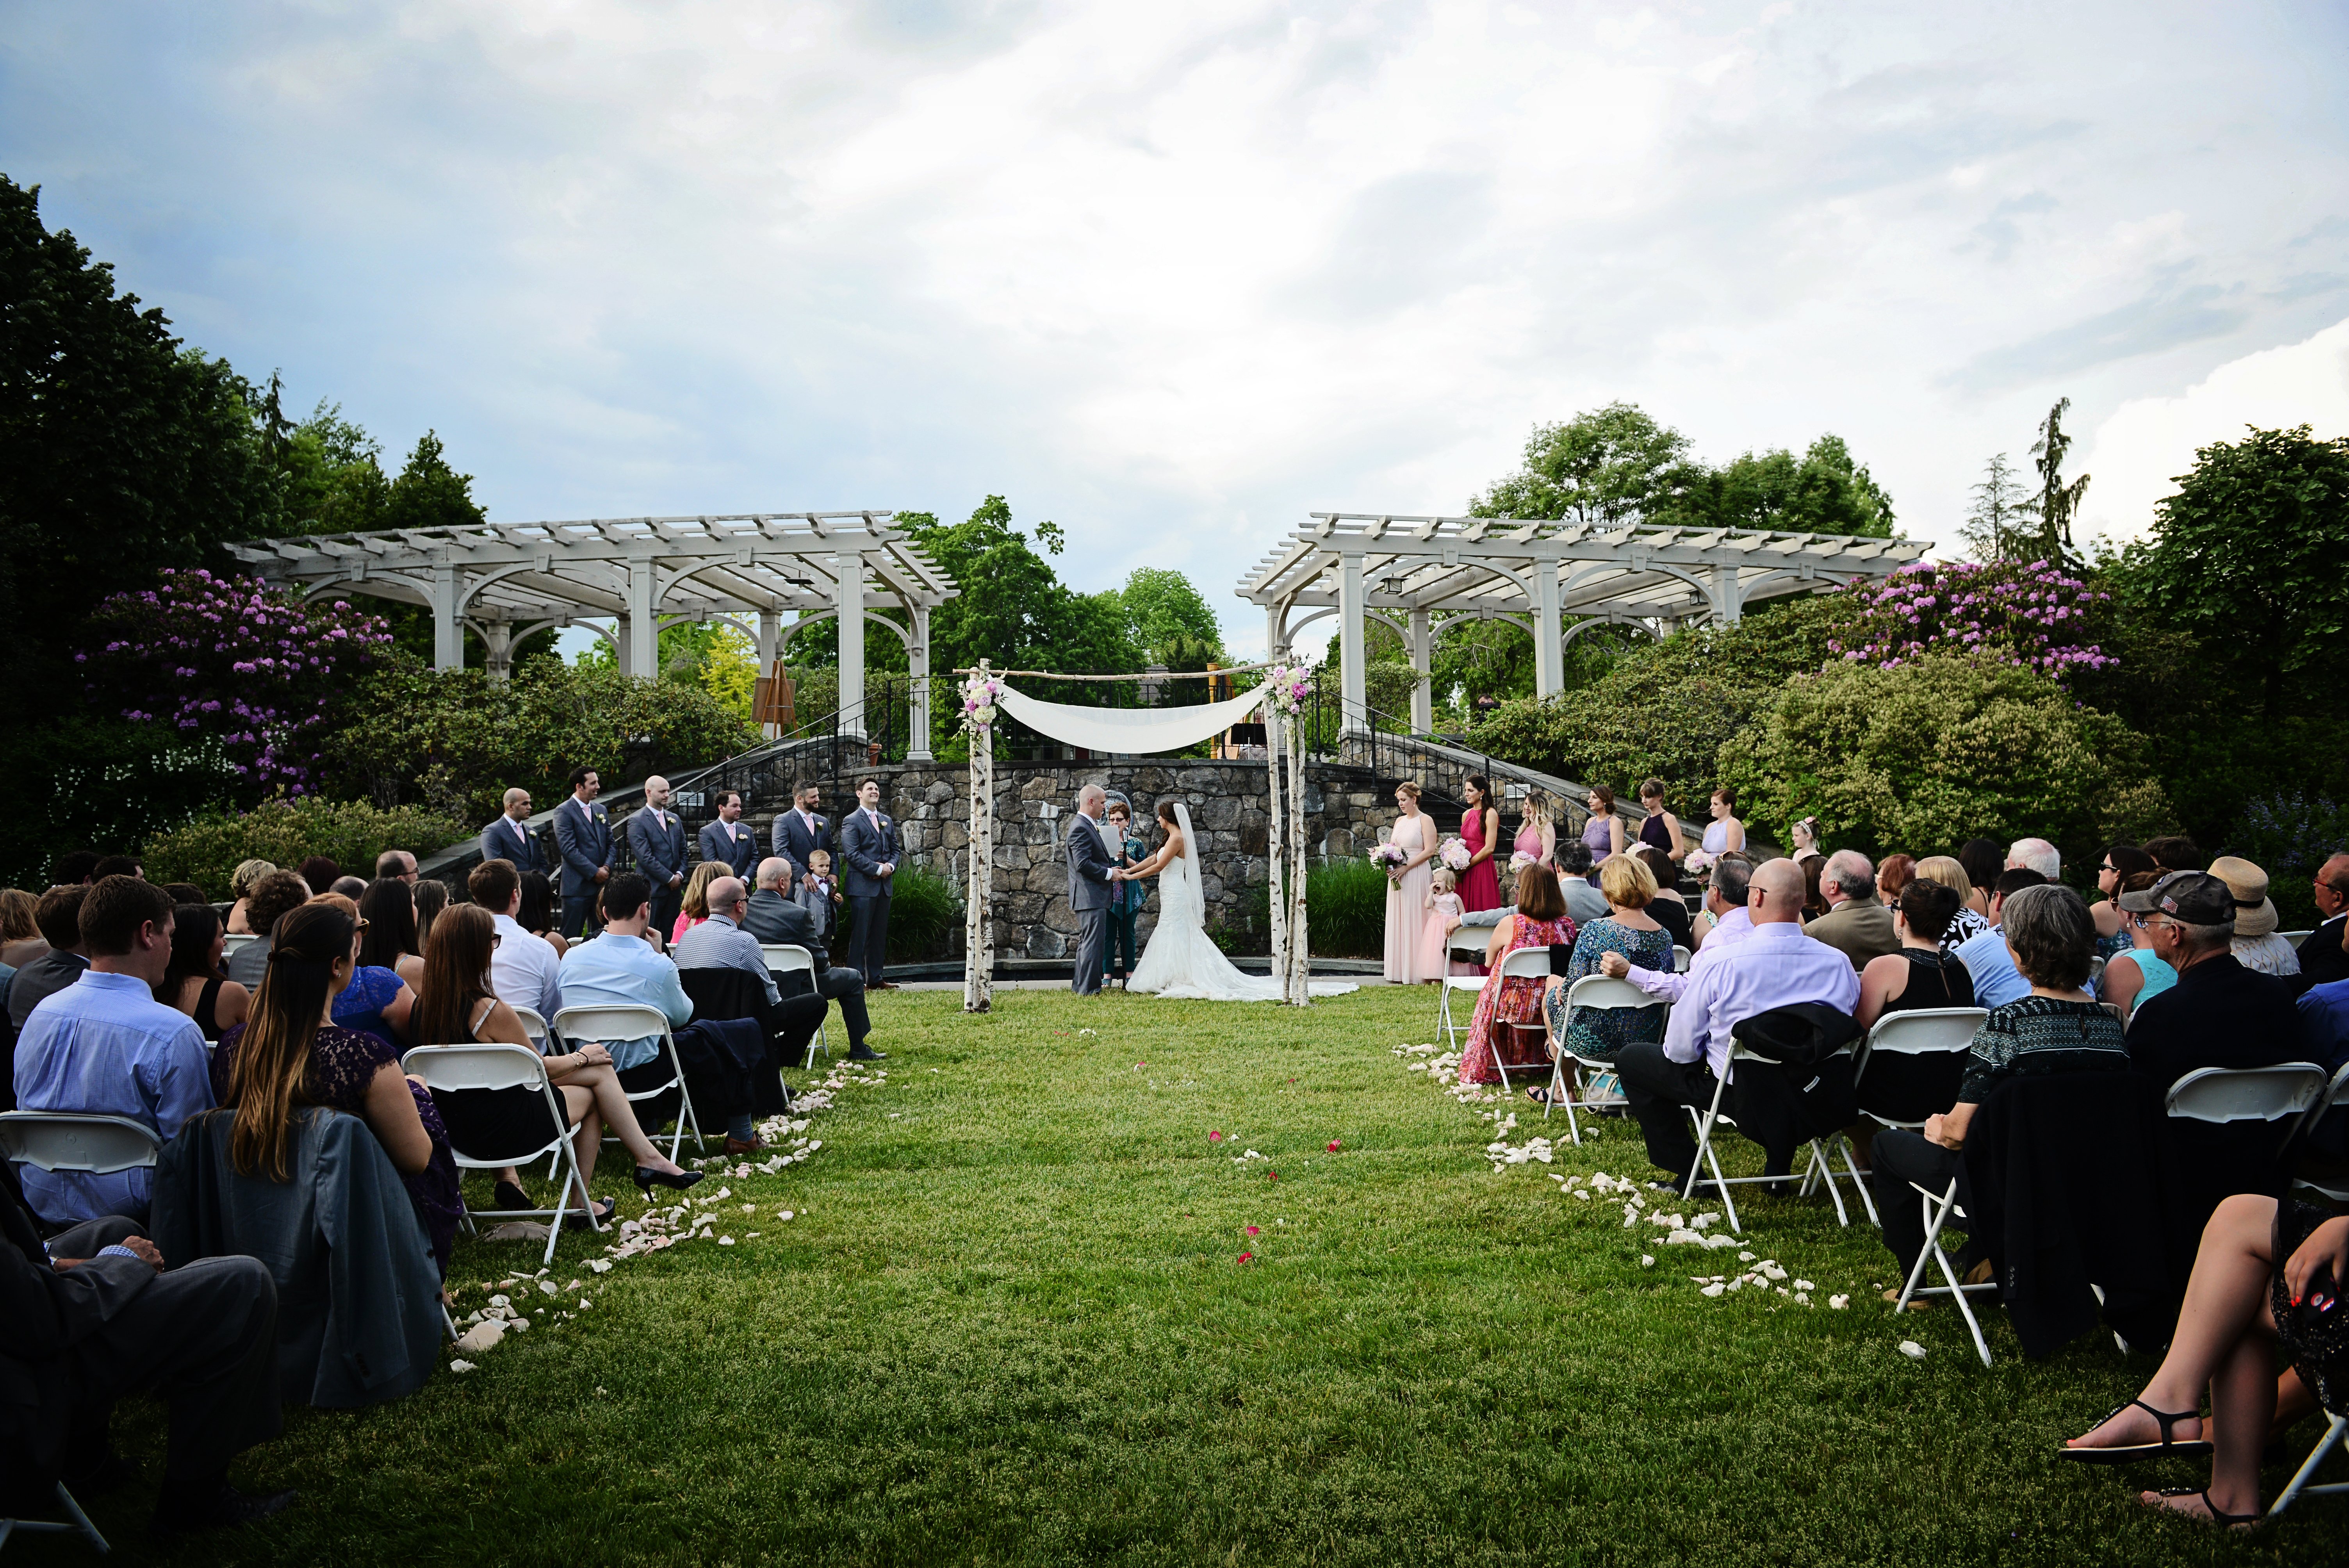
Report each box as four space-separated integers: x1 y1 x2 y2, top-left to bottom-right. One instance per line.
1537 853 1674 1087
2098 873 2178 1026
1102 799 1149 987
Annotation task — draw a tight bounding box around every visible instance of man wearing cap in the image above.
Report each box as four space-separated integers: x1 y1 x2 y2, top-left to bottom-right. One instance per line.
2121 870 2305 1089
2208 855 2300 978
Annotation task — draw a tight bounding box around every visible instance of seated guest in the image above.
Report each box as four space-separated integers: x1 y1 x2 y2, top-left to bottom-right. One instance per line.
156 902 251 1041
1614 859 1859 1187
0 1159 292 1534
1455 841 1611 934
2120 870 2306 1086
209 902 461 1276
1 886 46 968
9 886 91 1032
556 873 696 1074
671 860 731 946
224 870 315 989
1599 854 1756 1003
2060 1196 2348 1525
2097 872 2177 1026
1798 853 1828 921
2142 834 2206 873
1853 879 1976 1029
517 869 569 958
159 883 207 907
675 878 784 1006
1867 884 2126 1292
374 849 418 884
1454 864 1579 1086
223 858 276 935
2091 844 2158 962
12 877 213 1225
1532 853 1673 1097
1631 844 1688 947
1806 850 1899 970
412 879 449 945
743 857 883 1061
1876 853 1917 907
2208 856 2299 978
358 878 427 991
327 875 368 901
310 893 418 1049
296 856 339 896
2006 836 2062 879
2301 852 2349 989
91 855 143 882
1956 838 2004 914
469 858 562 1028
51 850 99 886
1950 868 2049 1010
1914 856 1992 951
415 904 700 1214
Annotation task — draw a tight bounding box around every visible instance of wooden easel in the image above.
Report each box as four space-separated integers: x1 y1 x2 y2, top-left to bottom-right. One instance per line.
751 663 797 738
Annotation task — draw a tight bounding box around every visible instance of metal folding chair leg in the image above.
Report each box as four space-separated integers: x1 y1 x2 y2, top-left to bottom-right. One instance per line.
2269 1411 2349 1518
1893 1178 1994 1367
0 1482 110 1553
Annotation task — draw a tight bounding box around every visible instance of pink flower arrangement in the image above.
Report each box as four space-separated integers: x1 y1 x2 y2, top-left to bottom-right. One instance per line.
1371 842 1409 870
1438 838 1472 872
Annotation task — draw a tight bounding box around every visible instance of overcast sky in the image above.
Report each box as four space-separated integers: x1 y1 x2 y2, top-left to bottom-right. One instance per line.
5 1 2344 658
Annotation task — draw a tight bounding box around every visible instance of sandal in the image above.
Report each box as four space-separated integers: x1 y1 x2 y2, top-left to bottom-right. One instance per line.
2060 1399 2213 1464
1525 1086 1564 1106
2148 1488 2259 1529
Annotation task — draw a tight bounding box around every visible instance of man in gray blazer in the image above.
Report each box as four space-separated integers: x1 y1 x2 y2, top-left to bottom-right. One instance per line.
627 776 692 936
697 791 759 880
1065 785 1119 995
552 768 614 938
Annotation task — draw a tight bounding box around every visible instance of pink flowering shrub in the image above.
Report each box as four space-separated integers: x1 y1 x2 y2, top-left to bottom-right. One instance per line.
77 569 394 794
1826 560 2114 681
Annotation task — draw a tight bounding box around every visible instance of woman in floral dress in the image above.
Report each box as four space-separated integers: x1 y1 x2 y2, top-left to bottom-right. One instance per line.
1458 863 1578 1085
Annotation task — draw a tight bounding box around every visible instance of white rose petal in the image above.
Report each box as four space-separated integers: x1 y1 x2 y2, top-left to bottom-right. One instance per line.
1700 1282 1726 1297
1738 1251 1756 1263
778 1211 794 1221
1830 1295 1850 1310
1898 1340 1927 1360
590 1260 613 1274
538 1281 558 1296
1640 1255 1655 1267
449 1359 477 1372
718 1236 735 1246
1793 1279 1814 1292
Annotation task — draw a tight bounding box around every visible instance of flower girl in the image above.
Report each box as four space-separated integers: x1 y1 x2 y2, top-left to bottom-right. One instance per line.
1419 866 1466 978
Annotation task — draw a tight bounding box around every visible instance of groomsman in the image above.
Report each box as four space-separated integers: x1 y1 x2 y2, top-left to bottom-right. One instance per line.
478 787 542 873
698 790 759 880
772 781 830 884
552 767 614 938
627 775 691 936
837 777 898 989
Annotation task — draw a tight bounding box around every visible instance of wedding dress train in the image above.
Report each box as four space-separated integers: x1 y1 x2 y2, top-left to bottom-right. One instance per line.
1125 804 1357 1002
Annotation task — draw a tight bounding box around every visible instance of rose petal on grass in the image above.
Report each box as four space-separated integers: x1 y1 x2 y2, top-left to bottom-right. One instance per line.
1327 1141 1340 1152
1244 1226 1260 1236
449 1359 476 1373
1237 1252 1253 1263
1898 1340 1927 1360
1209 1131 1223 1142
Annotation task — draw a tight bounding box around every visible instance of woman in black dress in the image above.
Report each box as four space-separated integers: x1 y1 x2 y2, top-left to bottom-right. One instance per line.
156 902 250 1041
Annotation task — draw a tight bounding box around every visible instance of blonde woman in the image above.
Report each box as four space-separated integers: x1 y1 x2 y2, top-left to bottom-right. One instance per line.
0 887 45 968
1382 783 1439 984
1512 792 1556 871
1912 855 1992 953
225 858 278 934
670 859 731 945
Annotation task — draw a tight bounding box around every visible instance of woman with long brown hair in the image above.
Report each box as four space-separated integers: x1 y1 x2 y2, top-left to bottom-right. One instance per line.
157 902 250 1039
414 904 700 1213
670 860 731 945
358 877 426 991
212 901 463 1276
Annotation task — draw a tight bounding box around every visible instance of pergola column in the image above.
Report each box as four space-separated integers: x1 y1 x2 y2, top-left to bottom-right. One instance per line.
430 563 462 671
756 609 780 672
907 604 933 761
1407 607 1433 734
835 550 866 739
480 619 515 684
1709 563 1745 625
1337 551 1369 736
1533 559 1564 697
624 558 659 679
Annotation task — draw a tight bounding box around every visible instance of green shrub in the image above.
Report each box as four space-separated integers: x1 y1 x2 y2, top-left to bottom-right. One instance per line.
886 863 966 962
1715 650 2171 872
1307 857 1392 959
143 796 468 899
2221 792 2349 932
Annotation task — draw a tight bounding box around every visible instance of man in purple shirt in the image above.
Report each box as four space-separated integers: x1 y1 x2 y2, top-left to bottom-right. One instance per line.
1599 855 1757 1003
1613 858 1860 1188
12 877 214 1224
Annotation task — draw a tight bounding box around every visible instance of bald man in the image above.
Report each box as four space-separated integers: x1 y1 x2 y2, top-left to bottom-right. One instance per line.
1611 856 1860 1190
628 775 691 935
478 786 542 874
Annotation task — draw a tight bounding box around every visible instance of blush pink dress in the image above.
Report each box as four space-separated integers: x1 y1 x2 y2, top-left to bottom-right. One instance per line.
1382 813 1435 983
1420 892 1464 977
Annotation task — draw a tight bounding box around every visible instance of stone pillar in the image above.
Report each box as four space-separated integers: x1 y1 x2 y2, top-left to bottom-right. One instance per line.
430 563 462 671
1338 551 1368 736
907 604 933 761
836 551 866 738
1408 607 1433 734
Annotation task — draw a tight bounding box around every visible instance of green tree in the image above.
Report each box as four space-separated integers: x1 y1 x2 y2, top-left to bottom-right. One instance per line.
1118 567 1226 662
259 374 390 533
1959 452 2029 561
1670 435 1895 537
2123 424 2349 720
2022 397 2090 563
1471 402 1695 524
381 429 488 532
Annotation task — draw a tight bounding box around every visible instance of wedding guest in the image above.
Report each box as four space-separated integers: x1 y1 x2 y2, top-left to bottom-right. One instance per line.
327 875 368 902
518 869 569 957
1949 867 2049 1010
1419 866 1466 978
1532 853 1672 1100
1806 850 1900 970
2098 872 2178 1026
1382 783 1439 984
1580 785 1624 866
743 858 879 1058
357 878 426 991
1700 787 1745 857
1853 879 1975 1030
1789 816 1823 866
224 871 312 989
1563 842 1614 926
1456 864 1578 1086
2143 835 2208 873
1877 853 1917 907
797 850 841 935
374 850 419 884
1798 852 1827 922
1633 844 1690 950
295 857 339 896
91 856 143 882
412 879 449 944
1913 856 1993 952
0 886 46 968
2209 855 2300 977
672 860 729 946
1600 855 1755 1004
1457 775 1502 914
309 892 418 1051
11 886 92 1031
2092 844 2158 961
2121 870 2306 1086
1955 838 2004 917
50 852 98 886
157 902 250 1041
2301 852 2349 989
1512 792 1555 871
2006 837 2062 879
159 884 207 907
1636 778 1686 862
468 858 561 1028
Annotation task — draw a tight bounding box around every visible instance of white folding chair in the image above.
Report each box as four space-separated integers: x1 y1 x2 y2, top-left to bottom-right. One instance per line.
0 1110 164 1184
1682 1039 1863 1234
1546 974 1665 1145
1485 948 1557 1097
2290 1062 2349 1205
1437 928 1488 1051
402 1043 599 1268
0 1482 109 1553
1671 944 1691 974
2269 1412 2349 1518
2281 929 2315 951
220 931 261 959
551 1003 701 1161
2164 1063 2329 1130
761 943 829 1067
510 1005 556 1055
1891 1175 1997 1367
1838 1007 1990 1227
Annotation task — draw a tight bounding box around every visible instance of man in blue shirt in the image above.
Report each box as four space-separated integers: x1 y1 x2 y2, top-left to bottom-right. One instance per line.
12 877 213 1225
1951 867 2048 1012
556 872 694 1073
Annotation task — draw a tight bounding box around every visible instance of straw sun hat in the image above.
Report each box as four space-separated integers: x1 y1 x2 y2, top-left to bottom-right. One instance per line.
2207 855 2279 938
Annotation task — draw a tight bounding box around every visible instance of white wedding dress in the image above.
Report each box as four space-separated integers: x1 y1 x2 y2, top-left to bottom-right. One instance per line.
1125 804 1358 1002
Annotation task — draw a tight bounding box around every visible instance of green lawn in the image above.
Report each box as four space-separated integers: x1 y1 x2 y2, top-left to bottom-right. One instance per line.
45 985 2349 1565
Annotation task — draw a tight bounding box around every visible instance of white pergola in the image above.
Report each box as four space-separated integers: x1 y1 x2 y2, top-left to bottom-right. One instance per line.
225 512 958 755
1239 513 1927 733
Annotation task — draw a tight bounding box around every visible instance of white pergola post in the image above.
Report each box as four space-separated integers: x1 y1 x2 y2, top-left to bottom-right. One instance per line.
480 619 515 684
430 563 462 671
907 605 933 761
1710 563 1746 625
1337 551 1369 736
1534 559 1564 697
624 558 659 679
835 550 866 738
1407 608 1433 734
756 609 779 672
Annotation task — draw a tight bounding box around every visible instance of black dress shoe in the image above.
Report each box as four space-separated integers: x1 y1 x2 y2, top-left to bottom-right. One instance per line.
150 1480 297 1537
848 1044 887 1061
563 1198 617 1230
493 1179 533 1213
633 1165 705 1198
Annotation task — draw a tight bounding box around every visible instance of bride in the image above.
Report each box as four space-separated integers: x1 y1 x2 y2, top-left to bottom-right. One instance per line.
1122 801 1357 1001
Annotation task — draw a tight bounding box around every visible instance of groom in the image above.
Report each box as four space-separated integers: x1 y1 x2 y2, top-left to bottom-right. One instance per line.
1066 784 1121 995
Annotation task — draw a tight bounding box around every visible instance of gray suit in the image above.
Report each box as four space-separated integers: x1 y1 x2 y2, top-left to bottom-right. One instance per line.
1066 811 1117 994
627 806 691 934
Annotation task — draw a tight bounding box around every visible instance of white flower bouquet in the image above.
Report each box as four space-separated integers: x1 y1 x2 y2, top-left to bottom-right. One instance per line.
1684 848 1717 878
1438 838 1472 872
1371 842 1409 871
1508 850 1538 873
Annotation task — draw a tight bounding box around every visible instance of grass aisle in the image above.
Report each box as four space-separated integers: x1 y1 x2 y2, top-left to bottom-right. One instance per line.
78 987 2345 1565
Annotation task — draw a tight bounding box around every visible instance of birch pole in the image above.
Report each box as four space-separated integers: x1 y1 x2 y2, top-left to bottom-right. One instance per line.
1285 718 1310 1005
962 661 997 1013
1264 702 1290 994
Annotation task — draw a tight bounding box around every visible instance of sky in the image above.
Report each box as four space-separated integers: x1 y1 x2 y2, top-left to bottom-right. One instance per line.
5 0 2345 661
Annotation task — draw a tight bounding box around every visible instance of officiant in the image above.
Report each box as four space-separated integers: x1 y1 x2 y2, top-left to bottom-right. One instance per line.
1101 796 1149 989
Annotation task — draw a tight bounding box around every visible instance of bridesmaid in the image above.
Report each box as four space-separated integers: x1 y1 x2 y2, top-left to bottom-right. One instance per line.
1458 774 1503 914
1513 792 1555 871
1381 783 1439 984
1580 785 1623 875
1636 777 1686 862
1700 786 1745 857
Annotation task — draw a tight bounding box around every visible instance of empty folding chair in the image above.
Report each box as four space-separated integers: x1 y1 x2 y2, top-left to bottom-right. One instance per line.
1890 1174 1996 1367
0 1110 164 1192
1437 929 1488 1052
1839 1007 1989 1227
2164 1063 2329 1135
760 943 829 1067
0 1482 109 1553
551 1002 702 1161
220 931 260 960
1546 974 1665 1145
402 1042 599 1268
2269 1411 2349 1519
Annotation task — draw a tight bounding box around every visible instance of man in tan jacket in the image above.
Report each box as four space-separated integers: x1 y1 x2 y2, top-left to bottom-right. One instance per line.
1805 849 1899 971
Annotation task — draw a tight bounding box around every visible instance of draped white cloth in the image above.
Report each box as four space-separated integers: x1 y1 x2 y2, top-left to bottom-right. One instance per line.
993 680 1267 755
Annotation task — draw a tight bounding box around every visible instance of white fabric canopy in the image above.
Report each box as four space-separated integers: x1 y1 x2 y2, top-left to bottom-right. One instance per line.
994 679 1266 754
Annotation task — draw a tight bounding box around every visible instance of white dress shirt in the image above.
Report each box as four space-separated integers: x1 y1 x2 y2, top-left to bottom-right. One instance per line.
1662 920 1861 1081
1623 905 1756 1004
489 911 564 1027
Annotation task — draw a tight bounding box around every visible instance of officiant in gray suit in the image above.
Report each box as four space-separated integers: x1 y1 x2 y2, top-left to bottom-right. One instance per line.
1066 784 1119 995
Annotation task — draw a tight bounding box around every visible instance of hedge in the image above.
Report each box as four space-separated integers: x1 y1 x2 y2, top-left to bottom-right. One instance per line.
143 796 467 900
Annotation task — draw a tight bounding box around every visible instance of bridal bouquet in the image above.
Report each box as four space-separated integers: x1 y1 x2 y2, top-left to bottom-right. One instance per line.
1438 838 1471 872
1371 842 1409 872
959 670 1004 735
1508 850 1538 873
1684 848 1717 878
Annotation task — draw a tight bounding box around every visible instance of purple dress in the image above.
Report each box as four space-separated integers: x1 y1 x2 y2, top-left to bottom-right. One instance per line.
213 1022 463 1278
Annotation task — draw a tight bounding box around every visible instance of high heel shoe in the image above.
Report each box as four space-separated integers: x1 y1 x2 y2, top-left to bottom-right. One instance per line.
634 1165 704 1197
